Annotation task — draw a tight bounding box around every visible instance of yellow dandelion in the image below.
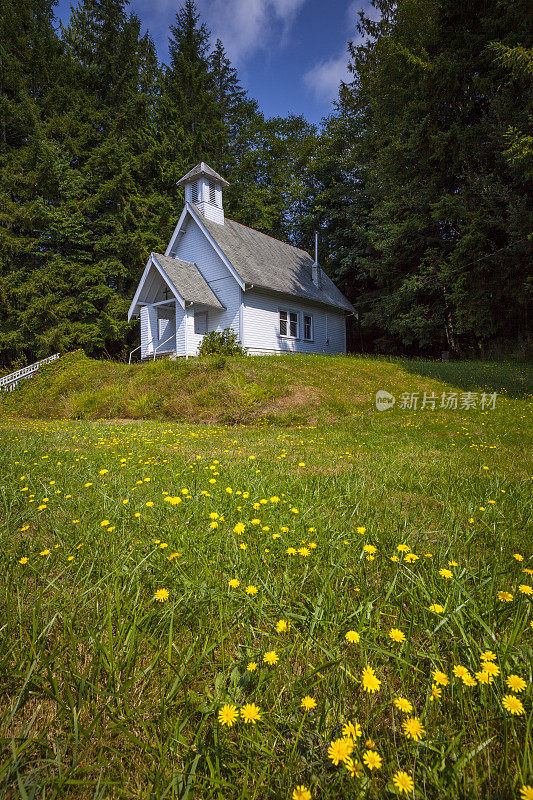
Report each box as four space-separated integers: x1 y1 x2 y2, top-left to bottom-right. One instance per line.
245 585 258 595
506 675 527 693
263 650 279 665
342 721 362 739
241 703 261 723
502 695 525 715
218 704 239 727
154 588 169 602
292 786 311 800
246 662 257 672
344 756 364 778
393 771 414 794
402 717 425 741
439 568 453 579
276 619 290 633
519 786 533 800
432 670 449 687
301 696 317 711
361 666 381 693
393 697 413 713
362 750 382 770
345 630 360 643
497 591 514 601
518 584 532 595
389 628 406 643
429 604 444 613
328 737 354 765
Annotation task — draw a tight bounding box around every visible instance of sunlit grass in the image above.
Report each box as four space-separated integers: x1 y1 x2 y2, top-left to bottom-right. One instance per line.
0 357 531 798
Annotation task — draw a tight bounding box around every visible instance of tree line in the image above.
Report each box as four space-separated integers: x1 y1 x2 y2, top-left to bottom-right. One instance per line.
0 0 530 365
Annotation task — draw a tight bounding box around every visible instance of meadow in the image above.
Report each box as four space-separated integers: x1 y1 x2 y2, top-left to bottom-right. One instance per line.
0 355 532 799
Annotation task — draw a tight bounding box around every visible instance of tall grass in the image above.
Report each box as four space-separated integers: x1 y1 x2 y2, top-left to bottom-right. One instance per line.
0 358 531 799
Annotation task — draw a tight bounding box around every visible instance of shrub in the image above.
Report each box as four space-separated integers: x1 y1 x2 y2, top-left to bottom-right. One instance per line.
197 328 246 357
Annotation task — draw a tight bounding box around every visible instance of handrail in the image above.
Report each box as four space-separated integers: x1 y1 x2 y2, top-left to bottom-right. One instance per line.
128 345 142 365
0 354 60 391
153 334 176 361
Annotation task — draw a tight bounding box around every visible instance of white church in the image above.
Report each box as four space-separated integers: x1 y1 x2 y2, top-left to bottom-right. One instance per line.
128 163 354 358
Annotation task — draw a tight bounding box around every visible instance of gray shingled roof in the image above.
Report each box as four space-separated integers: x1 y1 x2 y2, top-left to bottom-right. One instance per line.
177 162 230 187
153 253 225 310
194 211 355 313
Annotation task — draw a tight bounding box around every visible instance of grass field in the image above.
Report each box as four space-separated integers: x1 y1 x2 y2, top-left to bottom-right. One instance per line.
1 355 532 799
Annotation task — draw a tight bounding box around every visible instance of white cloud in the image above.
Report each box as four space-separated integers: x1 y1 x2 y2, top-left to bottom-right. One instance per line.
196 0 308 63
303 52 351 103
303 0 375 104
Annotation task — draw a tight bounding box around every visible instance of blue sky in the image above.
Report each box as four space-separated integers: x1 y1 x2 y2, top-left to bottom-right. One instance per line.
54 0 372 124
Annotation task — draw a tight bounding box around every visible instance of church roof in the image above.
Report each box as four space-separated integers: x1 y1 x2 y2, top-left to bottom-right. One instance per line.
194 211 355 313
153 253 225 310
177 162 230 187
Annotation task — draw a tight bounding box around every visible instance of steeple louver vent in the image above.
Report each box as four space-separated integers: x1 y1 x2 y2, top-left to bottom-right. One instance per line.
177 162 228 225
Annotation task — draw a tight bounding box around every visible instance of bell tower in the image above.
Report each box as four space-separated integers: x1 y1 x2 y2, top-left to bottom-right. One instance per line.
177 162 229 225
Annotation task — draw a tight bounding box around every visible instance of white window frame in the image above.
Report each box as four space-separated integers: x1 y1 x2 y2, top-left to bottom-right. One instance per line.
209 181 216 204
303 313 313 341
191 181 199 204
194 310 208 335
279 309 299 339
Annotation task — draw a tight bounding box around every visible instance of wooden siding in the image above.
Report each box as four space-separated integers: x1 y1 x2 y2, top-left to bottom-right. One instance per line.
171 218 241 355
242 289 346 355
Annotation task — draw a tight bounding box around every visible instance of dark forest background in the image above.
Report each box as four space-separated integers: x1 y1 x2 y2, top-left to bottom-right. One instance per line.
0 0 531 366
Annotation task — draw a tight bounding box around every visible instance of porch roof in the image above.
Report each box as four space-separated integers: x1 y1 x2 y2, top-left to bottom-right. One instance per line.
153 253 225 310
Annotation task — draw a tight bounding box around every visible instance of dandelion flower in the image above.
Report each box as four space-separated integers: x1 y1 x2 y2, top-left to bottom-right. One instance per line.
513 553 524 561
481 661 500 677
345 630 360 643
218 704 239 727
502 695 525 715
430 684 442 701
520 786 533 800
506 675 527 692
342 721 362 739
480 650 496 661
402 717 425 741
241 703 261 723
361 666 381 693
439 568 453 579
432 670 449 687
389 628 406 643
301 696 317 711
40 549 51 556
263 650 279 665
247 662 257 672
344 756 363 778
497 591 513 602
154 588 169 602
292 787 311 800
363 544 376 554
404 553 419 563
393 771 414 794
19 557 29 564
228 578 240 588
429 603 444 613
362 750 382 770
356 526 366 534
245 585 258 595
393 697 413 713
276 619 290 632
397 544 410 552
233 523 245 534
518 584 532 595
328 737 353 765
453 665 469 679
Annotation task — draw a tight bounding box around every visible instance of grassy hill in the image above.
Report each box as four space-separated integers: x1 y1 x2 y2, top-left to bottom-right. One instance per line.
0 349 531 423
0 354 532 798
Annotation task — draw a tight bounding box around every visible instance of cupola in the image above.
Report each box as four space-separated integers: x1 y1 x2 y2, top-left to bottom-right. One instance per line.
177 162 229 225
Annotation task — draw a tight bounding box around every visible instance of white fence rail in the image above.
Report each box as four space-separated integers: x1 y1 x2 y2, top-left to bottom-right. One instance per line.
0 354 60 392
